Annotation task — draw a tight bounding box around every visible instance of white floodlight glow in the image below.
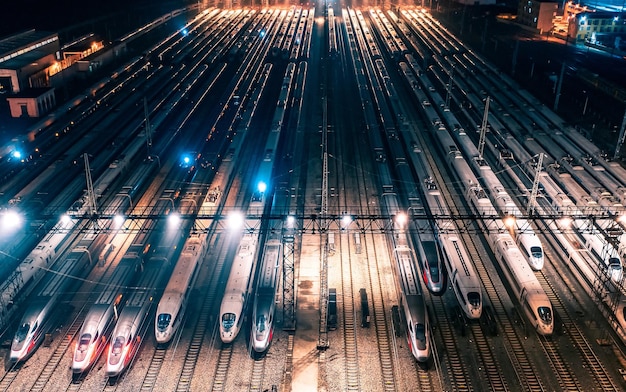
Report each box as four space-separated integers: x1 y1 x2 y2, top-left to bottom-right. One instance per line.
168 212 181 228
12 150 22 160
503 215 516 229
559 216 573 229
61 214 71 224
396 212 408 226
1 210 21 230
341 215 352 227
113 214 125 227
228 211 244 230
257 181 267 193
286 215 295 227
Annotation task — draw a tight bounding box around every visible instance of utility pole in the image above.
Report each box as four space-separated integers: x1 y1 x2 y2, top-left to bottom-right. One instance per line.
528 153 544 216
613 108 626 160
84 153 97 216
478 96 490 161
445 66 454 111
144 97 152 157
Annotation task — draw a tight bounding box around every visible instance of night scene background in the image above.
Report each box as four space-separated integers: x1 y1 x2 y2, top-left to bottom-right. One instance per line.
2 0 626 391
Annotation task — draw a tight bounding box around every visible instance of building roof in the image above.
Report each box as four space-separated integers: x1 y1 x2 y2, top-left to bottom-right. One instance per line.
577 11 626 20
0 30 58 66
62 34 103 53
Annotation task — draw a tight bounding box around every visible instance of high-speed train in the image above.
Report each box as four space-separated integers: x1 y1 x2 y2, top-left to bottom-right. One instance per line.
413 58 545 270
449 147 554 336
395 49 552 334
250 238 281 353
155 234 206 344
0 215 76 333
10 236 94 363
220 62 295 344
72 250 141 375
106 250 170 378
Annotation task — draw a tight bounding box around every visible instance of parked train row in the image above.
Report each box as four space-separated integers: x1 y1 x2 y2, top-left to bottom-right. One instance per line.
2 8 286 378
345 8 431 363
359 10 555 335
408 9 626 285
381 7 625 336
269 7 314 62
219 62 297 353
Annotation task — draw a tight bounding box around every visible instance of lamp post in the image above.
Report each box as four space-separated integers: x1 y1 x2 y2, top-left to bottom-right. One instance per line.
583 90 589 116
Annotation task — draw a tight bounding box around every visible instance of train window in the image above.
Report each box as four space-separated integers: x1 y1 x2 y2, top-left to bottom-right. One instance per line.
15 323 30 342
538 306 552 323
78 334 91 351
157 314 172 331
112 337 125 354
531 246 543 259
467 292 480 307
222 313 236 330
415 324 427 350
257 315 267 332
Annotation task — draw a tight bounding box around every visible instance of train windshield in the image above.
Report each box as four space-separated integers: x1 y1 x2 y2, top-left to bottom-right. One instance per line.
609 257 621 270
415 323 427 350
14 323 30 343
467 292 480 307
531 246 543 259
256 315 267 333
222 313 236 330
78 334 92 352
424 242 440 283
538 306 552 324
112 337 125 355
157 314 171 332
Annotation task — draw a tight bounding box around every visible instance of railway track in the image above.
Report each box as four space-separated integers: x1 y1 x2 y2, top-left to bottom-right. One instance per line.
428 294 472 391
538 263 620 391
338 232 360 391
363 232 397 391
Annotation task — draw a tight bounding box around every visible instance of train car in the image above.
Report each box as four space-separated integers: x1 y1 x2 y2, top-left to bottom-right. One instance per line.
395 246 430 361
575 220 623 283
446 147 554 336
106 254 170 378
0 215 76 332
220 233 258 344
155 234 207 344
440 234 482 319
250 238 281 353
10 240 93 363
491 235 553 335
72 251 141 375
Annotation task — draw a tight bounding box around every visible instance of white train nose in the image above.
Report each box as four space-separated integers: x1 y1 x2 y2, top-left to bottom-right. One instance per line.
106 358 125 378
155 330 170 344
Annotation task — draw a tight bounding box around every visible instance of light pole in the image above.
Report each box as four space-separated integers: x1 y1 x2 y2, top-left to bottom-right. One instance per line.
583 90 589 116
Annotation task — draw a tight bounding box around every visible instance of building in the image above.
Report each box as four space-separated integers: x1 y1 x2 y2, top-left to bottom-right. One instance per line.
0 30 59 94
517 0 559 33
569 11 626 46
6 87 56 118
